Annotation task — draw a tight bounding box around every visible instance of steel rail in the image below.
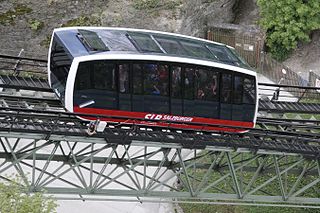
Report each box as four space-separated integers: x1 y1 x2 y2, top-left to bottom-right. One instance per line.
0 54 47 63
0 106 318 140
0 109 319 157
0 105 318 134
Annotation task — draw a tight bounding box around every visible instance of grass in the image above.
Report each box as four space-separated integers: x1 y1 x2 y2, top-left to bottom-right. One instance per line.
0 69 47 79
133 0 182 10
284 113 320 120
179 152 320 213
61 15 101 27
299 97 320 104
179 204 320 213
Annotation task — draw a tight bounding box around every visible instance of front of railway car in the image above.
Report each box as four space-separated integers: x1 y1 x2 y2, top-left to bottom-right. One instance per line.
48 27 258 133
48 29 74 106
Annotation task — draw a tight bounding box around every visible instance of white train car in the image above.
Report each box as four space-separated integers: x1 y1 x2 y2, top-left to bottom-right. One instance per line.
48 27 258 132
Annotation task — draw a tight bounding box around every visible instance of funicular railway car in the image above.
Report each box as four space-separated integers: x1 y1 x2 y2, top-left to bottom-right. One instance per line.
48 27 258 132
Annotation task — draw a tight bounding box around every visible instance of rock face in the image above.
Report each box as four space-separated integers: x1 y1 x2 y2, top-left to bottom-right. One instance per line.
284 30 320 77
233 0 260 25
1 0 318 78
0 0 238 59
179 0 237 37
0 0 109 58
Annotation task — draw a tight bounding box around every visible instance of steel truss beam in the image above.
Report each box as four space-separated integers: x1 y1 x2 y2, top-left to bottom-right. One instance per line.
0 136 320 208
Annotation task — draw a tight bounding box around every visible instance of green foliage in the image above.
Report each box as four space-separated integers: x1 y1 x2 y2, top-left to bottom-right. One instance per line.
0 176 57 213
257 0 320 61
62 15 101 27
133 0 182 10
0 4 32 25
29 19 44 32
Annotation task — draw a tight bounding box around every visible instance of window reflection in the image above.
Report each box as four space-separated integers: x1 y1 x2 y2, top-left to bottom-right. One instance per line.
118 64 129 93
172 66 182 98
221 74 232 103
76 60 116 91
233 75 243 104
93 62 115 90
133 64 143 94
184 67 194 100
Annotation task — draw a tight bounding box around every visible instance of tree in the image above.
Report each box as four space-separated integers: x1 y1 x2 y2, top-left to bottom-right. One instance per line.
257 0 320 61
0 177 57 213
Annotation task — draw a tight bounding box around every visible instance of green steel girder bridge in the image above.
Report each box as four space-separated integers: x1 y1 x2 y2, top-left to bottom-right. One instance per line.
0 55 320 208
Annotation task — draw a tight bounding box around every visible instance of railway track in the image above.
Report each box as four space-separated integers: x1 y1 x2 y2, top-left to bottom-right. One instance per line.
0 54 319 158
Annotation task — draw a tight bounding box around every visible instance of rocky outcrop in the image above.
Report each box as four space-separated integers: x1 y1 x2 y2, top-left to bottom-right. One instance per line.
0 0 240 59
179 0 237 37
284 30 320 77
0 0 108 58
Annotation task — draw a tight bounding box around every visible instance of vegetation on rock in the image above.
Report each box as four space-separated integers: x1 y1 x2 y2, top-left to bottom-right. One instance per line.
0 4 32 25
133 0 182 10
62 15 101 27
257 0 320 61
28 19 44 32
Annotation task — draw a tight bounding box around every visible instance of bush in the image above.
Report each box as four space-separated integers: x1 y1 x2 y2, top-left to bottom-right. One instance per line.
257 0 320 61
0 176 57 213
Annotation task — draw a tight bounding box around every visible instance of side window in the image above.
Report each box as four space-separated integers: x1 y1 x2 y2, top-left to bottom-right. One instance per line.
206 72 219 101
233 75 243 104
221 73 232 103
243 77 256 104
144 64 169 96
171 66 182 98
93 61 116 91
184 67 194 100
144 63 159 95
194 68 219 101
118 64 130 93
158 64 169 96
133 64 143 94
195 68 207 100
75 62 92 90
